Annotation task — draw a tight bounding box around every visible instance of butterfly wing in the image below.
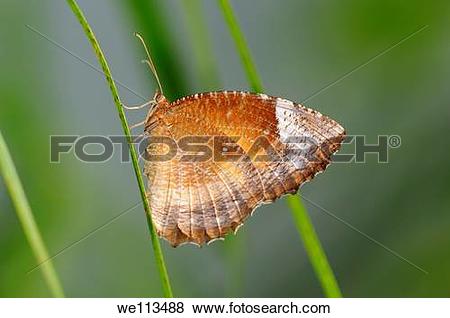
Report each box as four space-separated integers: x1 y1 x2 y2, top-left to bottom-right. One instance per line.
144 91 345 246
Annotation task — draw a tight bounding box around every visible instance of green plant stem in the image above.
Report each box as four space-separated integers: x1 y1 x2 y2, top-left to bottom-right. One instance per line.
286 196 342 297
0 131 65 297
217 0 263 92
217 0 342 297
66 0 173 297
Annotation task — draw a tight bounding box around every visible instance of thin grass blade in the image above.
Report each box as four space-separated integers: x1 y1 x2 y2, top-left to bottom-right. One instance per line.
66 0 173 297
217 0 342 297
0 131 65 297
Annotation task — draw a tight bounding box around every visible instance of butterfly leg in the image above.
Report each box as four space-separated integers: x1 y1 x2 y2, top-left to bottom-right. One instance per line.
133 133 145 143
127 98 160 136
121 100 155 110
129 120 146 129
137 149 145 164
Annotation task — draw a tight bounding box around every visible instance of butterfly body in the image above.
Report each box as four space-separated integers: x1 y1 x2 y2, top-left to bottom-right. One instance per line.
144 91 345 247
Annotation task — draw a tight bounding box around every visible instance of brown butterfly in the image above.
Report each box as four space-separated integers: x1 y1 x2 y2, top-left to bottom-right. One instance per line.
130 34 345 247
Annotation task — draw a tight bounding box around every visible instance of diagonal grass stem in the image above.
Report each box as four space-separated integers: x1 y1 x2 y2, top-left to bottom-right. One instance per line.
66 0 173 297
0 131 65 297
217 0 342 297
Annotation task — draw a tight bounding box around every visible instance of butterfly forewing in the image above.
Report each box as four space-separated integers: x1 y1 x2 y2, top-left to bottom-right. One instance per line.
144 91 345 246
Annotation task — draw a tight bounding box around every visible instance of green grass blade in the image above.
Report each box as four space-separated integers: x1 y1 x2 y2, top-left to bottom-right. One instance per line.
286 196 342 297
66 0 173 297
217 0 263 93
217 0 342 297
0 131 65 297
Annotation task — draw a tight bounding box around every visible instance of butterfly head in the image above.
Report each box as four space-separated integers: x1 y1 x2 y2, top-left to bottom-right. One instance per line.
144 91 169 133
153 90 167 105
152 91 170 115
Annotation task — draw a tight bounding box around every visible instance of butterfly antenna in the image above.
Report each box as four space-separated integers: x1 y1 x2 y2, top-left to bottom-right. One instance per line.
134 32 164 95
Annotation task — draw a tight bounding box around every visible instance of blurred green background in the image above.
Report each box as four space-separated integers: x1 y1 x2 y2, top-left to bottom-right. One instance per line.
1 0 449 297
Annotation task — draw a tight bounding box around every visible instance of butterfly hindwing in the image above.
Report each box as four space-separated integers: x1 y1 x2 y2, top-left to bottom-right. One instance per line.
144 91 345 246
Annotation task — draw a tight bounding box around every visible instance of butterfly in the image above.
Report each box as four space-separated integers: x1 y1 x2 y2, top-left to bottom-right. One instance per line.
130 34 345 247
